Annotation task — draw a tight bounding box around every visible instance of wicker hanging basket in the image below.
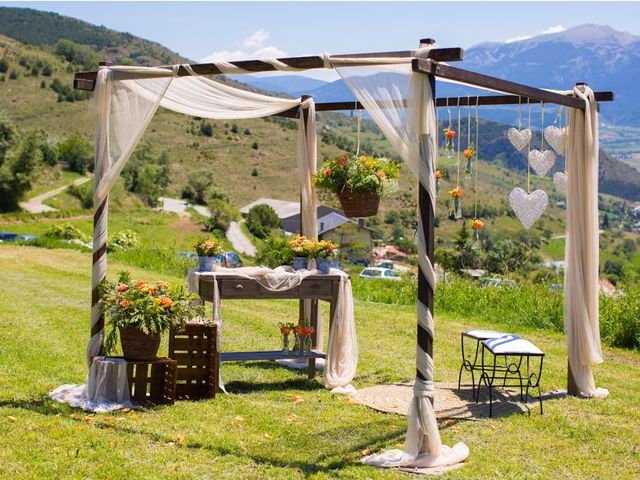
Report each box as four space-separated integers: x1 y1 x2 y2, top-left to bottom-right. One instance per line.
119 326 161 361
337 190 381 218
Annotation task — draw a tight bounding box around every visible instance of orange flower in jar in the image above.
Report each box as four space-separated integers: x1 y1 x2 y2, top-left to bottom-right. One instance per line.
295 325 305 335
280 326 291 336
463 148 474 159
472 219 484 230
435 170 442 180
444 127 456 139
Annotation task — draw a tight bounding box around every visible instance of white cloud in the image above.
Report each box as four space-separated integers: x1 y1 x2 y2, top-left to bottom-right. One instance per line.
505 25 567 44
200 30 286 63
540 25 566 35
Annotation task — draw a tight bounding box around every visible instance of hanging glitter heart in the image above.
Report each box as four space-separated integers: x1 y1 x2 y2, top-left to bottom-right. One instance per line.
529 149 556 177
509 187 549 230
507 128 532 152
553 172 568 194
544 126 566 155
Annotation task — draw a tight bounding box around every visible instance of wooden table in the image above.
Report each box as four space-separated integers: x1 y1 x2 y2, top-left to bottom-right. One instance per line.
196 273 344 380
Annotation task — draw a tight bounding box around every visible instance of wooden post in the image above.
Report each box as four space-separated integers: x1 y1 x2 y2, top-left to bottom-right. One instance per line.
90 60 112 358
417 38 436 401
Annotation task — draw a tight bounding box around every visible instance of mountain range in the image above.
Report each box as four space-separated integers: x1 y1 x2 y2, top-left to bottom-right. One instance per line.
233 24 640 128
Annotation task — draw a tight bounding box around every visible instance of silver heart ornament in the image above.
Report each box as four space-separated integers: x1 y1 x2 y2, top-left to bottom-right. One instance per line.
509 187 549 230
553 172 568 194
529 149 556 177
507 128 532 152
544 126 566 155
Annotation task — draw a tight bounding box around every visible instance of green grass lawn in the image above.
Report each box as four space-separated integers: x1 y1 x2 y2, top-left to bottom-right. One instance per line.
1 245 639 479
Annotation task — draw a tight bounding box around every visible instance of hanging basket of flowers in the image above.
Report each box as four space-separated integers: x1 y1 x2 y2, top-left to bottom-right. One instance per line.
313 154 400 218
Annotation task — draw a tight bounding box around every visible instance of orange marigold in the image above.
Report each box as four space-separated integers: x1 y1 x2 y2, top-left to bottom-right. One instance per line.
120 299 131 308
376 171 386 180
117 284 128 293
161 297 173 308
324 168 332 176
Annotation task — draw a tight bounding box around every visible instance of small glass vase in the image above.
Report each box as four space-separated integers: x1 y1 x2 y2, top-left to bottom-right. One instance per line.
293 334 303 355
435 177 441 195
446 138 454 158
303 335 312 354
465 158 473 178
282 334 290 354
451 196 463 220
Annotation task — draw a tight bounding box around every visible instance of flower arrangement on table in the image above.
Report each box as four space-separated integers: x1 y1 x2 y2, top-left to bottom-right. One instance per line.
194 238 223 272
287 235 339 273
448 186 464 220
99 271 203 360
313 154 400 217
293 324 316 355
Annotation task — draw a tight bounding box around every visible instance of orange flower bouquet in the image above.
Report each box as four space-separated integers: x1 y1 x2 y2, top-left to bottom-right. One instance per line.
463 143 475 176
99 271 202 359
279 322 296 353
443 127 456 158
448 186 464 220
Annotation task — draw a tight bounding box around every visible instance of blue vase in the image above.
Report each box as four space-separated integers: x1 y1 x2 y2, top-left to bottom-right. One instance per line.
198 256 216 272
292 256 308 271
316 258 331 274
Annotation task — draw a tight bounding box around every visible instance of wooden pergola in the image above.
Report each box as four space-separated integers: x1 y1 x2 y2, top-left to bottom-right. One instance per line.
74 38 614 397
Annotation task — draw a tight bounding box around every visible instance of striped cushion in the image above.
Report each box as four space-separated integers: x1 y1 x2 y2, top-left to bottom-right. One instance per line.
482 335 544 355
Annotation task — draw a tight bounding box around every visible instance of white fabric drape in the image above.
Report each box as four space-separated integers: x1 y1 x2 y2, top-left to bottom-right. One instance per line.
186 266 357 391
330 50 468 470
564 85 608 399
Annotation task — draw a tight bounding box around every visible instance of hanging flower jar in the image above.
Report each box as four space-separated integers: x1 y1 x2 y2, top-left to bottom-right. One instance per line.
444 127 456 158
314 154 400 218
463 144 475 178
471 218 484 242
279 322 295 353
448 186 464 220
435 170 443 195
294 325 305 355
303 326 315 354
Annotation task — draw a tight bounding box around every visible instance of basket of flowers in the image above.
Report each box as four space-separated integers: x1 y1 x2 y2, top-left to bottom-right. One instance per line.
99 271 203 361
313 154 400 217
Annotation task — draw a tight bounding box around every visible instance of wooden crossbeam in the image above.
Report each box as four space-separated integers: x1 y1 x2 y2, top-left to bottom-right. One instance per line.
273 91 615 118
412 59 588 109
73 46 464 91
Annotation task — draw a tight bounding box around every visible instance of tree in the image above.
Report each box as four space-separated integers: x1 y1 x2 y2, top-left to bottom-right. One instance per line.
251 167 258 177
200 121 213 137
251 141 259 150
246 204 281 239
0 130 42 211
255 235 294 269
207 199 240 232
181 169 214 205
0 58 8 74
121 144 170 206
57 133 93 174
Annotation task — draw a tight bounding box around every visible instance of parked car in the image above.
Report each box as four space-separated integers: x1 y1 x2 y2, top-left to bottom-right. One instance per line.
0 232 18 242
216 251 243 268
478 277 518 289
359 267 401 281
376 260 394 269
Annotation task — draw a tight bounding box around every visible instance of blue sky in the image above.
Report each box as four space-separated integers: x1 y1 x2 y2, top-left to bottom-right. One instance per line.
4 1 640 79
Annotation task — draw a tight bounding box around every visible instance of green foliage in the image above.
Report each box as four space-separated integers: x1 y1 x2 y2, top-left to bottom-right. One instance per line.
8 69 18 80
251 141 259 150
49 77 90 102
67 180 93 209
0 58 8 73
108 230 140 252
246 204 280 239
54 39 100 69
111 247 197 278
43 223 89 242
206 199 240 232
314 154 400 196
193 238 223 257
181 169 213 205
0 128 42 211
67 182 93 209
251 167 258 177
99 271 203 354
122 144 170 206
200 121 213 137
56 133 93 174
255 235 295 269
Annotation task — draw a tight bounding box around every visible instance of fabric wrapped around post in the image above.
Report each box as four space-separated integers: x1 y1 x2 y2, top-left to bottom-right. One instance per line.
329 48 468 471
564 85 608 399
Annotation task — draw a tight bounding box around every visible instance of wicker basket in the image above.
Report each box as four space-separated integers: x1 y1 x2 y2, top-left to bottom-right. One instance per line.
119 326 161 361
337 190 380 218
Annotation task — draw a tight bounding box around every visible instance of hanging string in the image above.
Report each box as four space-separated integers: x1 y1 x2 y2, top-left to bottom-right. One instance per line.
456 98 461 185
527 98 531 193
475 96 480 219
553 105 563 125
447 96 452 127
355 102 362 156
517 96 522 130
564 106 569 171
435 99 439 167
467 97 471 149
540 101 545 151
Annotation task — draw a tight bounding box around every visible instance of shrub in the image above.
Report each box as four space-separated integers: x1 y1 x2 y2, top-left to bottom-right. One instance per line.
251 168 258 177
181 169 213 205
246 204 280 239
207 199 240 232
0 129 42 212
56 133 93 174
255 235 295 269
44 223 89 242
67 181 93 209
251 141 259 150
9 70 18 80
200 121 213 137
0 58 8 73
108 230 140 252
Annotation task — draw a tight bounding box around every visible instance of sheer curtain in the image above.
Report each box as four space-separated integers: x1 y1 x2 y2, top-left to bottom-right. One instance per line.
564 85 608 398
329 51 469 471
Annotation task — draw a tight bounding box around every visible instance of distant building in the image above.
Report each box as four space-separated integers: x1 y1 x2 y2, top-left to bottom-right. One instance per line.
240 198 374 263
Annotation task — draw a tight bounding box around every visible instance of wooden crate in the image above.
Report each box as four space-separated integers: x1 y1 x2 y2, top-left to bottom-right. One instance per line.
168 322 219 399
124 357 177 405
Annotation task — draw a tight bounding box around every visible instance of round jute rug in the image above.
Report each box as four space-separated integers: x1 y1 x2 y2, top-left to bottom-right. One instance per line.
353 382 535 419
